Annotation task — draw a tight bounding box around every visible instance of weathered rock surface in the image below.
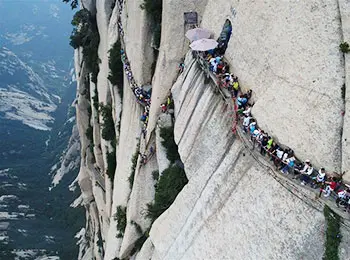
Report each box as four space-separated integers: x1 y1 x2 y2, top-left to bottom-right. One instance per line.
340 0 350 183
148 54 326 260
146 0 208 138
201 0 346 174
71 0 350 259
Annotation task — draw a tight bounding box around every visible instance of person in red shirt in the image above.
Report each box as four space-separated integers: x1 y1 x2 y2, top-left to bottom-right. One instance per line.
320 177 337 197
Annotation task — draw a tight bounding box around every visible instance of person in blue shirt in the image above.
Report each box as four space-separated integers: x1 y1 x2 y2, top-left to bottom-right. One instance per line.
237 95 248 109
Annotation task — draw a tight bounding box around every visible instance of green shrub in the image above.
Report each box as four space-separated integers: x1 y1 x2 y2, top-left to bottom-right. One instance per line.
146 165 188 222
92 87 99 111
108 40 124 99
152 170 159 181
106 150 116 181
160 127 180 163
340 42 350 53
128 143 140 189
100 104 116 141
85 125 93 143
114 206 127 238
153 23 161 49
69 9 101 83
140 0 162 48
323 205 341 260
62 0 78 9
82 75 91 99
86 105 95 162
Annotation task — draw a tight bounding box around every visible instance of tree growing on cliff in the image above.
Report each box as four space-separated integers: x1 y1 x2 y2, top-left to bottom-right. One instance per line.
146 165 188 222
160 126 181 163
99 104 116 141
69 9 101 83
140 0 162 48
340 42 349 54
62 0 78 9
108 40 124 99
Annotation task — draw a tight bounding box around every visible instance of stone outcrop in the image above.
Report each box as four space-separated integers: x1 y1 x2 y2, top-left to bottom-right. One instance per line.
70 0 350 259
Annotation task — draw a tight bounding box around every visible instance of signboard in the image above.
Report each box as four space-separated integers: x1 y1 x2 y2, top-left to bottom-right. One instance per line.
184 12 198 25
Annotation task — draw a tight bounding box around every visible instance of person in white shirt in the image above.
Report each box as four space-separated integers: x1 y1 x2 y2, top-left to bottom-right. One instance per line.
300 161 314 185
242 114 251 132
336 188 350 207
280 156 295 174
276 148 284 159
242 104 252 116
316 168 326 183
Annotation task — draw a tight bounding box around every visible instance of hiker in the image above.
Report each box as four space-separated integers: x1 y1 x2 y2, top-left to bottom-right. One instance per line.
139 153 147 165
240 104 252 117
320 177 337 197
141 128 147 139
243 89 253 101
237 95 248 109
316 168 326 184
178 63 185 73
274 149 288 168
249 120 256 135
300 163 314 185
280 156 295 174
336 188 350 207
232 80 240 98
294 159 312 179
266 136 273 151
140 113 147 122
209 58 217 72
217 61 224 74
160 103 167 113
242 114 252 133
260 136 268 156
221 62 229 74
251 128 261 147
167 94 172 106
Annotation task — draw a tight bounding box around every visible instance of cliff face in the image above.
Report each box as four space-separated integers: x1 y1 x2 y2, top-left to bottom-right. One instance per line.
71 0 350 259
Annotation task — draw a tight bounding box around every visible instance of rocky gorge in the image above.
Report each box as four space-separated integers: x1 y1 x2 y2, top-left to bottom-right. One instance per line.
68 0 350 259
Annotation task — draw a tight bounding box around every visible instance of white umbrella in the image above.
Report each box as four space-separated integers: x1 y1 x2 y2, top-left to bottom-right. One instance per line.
185 28 212 42
190 38 218 51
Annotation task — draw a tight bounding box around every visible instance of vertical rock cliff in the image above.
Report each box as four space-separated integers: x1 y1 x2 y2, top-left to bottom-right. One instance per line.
69 0 350 259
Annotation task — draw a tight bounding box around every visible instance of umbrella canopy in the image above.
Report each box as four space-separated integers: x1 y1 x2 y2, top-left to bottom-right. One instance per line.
190 38 218 51
185 28 212 42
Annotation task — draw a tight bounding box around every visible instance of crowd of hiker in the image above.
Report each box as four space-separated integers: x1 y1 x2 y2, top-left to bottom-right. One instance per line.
117 6 153 139
186 41 350 214
116 0 350 214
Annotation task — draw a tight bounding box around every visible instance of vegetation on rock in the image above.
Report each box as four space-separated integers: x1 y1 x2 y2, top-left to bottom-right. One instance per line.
108 40 124 99
92 87 99 112
160 126 181 163
69 9 100 83
86 105 95 161
146 165 188 222
62 0 78 9
140 0 162 48
114 206 127 238
99 103 117 180
99 104 116 141
340 42 349 54
85 125 93 145
152 170 159 181
128 142 140 189
106 150 116 181
323 205 341 260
